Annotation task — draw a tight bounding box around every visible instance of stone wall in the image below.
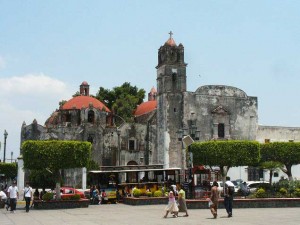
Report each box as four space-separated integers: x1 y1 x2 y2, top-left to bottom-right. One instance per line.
257 125 300 143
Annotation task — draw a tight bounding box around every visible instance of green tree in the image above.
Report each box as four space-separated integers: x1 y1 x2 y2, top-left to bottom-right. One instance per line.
28 169 56 189
260 161 283 184
0 162 17 180
261 142 300 181
59 100 67 108
190 140 260 181
22 140 92 199
95 82 145 123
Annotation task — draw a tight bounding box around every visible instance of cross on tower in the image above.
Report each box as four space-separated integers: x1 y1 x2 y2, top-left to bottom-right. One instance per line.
169 31 173 39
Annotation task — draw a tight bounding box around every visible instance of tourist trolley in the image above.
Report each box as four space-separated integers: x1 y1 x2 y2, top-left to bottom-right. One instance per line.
88 165 181 202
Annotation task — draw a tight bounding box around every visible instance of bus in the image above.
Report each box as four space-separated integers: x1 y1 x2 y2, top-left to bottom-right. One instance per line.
88 165 181 202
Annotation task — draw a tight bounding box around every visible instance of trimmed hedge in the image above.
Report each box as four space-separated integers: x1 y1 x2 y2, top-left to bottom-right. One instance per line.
190 140 260 167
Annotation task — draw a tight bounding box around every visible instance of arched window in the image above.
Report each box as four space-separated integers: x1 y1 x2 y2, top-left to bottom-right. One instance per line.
88 110 95 123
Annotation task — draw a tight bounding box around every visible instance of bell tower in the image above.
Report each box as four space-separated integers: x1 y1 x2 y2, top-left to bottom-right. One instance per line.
155 32 187 168
80 81 90 96
156 31 187 93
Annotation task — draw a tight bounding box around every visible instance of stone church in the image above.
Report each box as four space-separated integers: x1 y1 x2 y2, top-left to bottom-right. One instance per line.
20 34 300 186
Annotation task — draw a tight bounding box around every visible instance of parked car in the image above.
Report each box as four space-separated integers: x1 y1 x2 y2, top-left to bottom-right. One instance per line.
60 187 85 199
210 181 224 194
210 181 240 193
246 181 270 193
231 180 240 193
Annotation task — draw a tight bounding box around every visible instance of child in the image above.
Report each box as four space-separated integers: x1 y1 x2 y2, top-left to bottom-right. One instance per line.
164 191 179 218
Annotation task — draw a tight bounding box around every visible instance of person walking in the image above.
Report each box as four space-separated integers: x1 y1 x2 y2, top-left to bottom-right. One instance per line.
209 181 220 219
224 177 235 217
7 181 19 213
31 188 40 208
23 182 33 212
0 188 8 209
240 182 250 198
178 186 189 217
163 191 179 218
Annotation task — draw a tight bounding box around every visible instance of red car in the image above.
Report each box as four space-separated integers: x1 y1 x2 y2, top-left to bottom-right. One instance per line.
60 187 85 199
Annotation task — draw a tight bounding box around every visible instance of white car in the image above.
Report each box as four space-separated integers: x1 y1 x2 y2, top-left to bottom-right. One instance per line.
210 181 225 194
210 181 239 193
246 181 270 193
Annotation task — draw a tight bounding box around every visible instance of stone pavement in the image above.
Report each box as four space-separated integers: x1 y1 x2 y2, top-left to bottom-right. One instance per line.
1 204 299 225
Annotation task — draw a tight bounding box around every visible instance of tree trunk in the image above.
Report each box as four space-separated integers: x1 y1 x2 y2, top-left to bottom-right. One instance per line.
220 166 230 194
54 170 62 200
281 164 293 181
286 165 293 181
269 169 273 184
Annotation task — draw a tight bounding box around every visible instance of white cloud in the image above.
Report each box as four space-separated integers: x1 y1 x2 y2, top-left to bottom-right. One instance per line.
0 74 73 161
1 73 69 96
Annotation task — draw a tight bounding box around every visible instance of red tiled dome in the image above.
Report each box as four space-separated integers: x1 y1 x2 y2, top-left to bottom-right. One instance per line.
134 100 157 116
45 111 59 126
81 81 89 85
165 37 176 46
62 96 111 112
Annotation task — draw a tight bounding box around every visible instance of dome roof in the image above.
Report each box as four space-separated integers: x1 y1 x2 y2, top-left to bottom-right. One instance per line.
45 111 59 124
81 81 89 85
134 100 157 116
62 95 111 112
150 86 157 94
165 37 176 46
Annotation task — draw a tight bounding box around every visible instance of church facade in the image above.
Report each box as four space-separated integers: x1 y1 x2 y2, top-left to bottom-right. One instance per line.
20 34 300 187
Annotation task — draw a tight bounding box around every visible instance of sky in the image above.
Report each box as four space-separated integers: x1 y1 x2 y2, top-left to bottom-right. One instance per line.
1 0 300 161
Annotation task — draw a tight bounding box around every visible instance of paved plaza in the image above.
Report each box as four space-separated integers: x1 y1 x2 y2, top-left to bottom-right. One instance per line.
1 204 299 225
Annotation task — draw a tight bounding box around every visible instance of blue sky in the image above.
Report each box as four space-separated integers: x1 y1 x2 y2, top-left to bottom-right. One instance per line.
0 0 300 160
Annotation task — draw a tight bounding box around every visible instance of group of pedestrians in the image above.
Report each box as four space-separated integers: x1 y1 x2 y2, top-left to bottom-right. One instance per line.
0 181 34 213
90 185 108 205
163 184 189 218
208 176 235 219
163 176 236 219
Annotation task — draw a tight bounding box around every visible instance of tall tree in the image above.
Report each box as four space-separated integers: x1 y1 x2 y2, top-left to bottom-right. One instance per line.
28 169 56 189
260 161 283 184
190 140 260 183
261 142 300 181
95 82 145 122
22 140 92 199
0 162 17 180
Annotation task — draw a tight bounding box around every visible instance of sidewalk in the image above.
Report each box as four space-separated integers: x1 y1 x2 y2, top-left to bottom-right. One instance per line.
1 204 299 225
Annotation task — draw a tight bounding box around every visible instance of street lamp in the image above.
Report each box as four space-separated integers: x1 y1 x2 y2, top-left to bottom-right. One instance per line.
3 130 8 163
117 129 121 166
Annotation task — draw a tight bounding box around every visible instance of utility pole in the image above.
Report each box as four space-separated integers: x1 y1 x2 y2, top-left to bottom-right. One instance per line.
3 130 8 163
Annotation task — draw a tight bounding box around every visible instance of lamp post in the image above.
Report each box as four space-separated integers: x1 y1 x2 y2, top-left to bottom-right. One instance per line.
117 129 121 166
3 130 8 163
